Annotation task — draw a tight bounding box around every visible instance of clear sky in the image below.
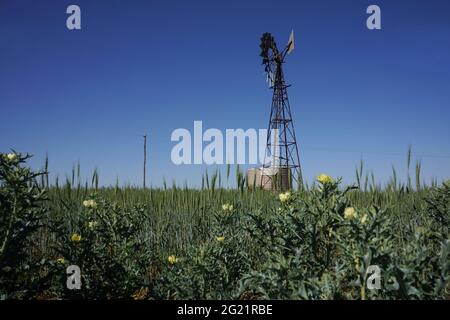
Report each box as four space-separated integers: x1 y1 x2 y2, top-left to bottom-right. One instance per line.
1 0 449 188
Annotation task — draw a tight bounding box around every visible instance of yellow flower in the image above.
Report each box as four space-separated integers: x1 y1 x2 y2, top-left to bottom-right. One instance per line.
317 174 333 184
6 153 17 161
70 233 82 242
168 255 178 265
56 257 65 265
222 203 233 212
360 214 368 224
279 192 291 203
88 221 98 229
344 207 357 220
82 199 97 209
131 287 149 300
216 236 225 242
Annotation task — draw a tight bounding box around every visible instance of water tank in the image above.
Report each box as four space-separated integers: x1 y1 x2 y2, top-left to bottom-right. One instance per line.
247 166 291 191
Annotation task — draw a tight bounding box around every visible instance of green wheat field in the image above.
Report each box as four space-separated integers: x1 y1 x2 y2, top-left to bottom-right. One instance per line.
0 149 449 300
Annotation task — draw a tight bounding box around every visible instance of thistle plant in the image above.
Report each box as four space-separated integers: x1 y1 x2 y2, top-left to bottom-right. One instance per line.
0 154 448 300
0 153 48 299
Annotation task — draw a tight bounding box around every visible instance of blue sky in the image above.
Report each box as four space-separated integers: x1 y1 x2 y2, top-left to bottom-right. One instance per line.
1 0 449 187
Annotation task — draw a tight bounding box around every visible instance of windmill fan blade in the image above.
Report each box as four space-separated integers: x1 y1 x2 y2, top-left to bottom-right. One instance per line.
287 30 294 54
260 32 279 65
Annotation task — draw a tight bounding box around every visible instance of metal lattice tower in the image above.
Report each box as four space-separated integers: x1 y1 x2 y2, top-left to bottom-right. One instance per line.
260 32 303 190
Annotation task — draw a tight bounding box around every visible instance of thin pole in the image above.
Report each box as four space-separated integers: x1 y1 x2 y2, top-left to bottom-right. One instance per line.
143 134 147 189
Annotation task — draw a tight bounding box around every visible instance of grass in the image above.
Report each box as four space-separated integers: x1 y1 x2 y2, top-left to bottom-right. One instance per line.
1 150 448 299
39 150 433 257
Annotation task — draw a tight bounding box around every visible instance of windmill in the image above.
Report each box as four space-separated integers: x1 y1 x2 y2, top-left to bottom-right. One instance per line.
258 31 303 190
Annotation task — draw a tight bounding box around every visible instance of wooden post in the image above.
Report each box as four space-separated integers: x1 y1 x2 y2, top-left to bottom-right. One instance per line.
143 134 147 189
